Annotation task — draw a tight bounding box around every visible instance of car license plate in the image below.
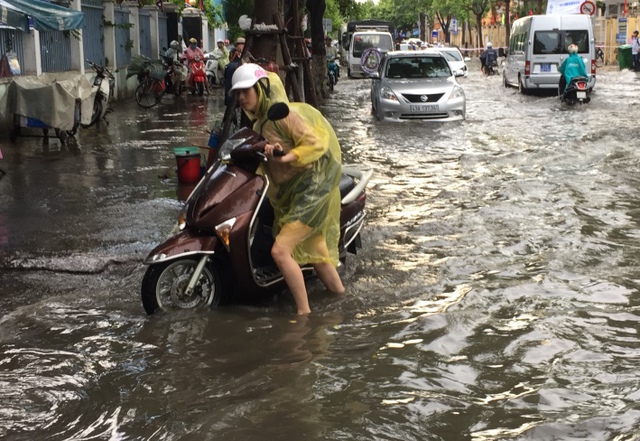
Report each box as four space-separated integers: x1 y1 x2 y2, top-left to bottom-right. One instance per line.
577 91 586 99
540 64 551 72
410 104 439 112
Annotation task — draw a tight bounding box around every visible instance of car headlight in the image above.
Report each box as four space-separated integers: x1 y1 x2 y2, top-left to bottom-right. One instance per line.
449 85 464 100
380 86 398 101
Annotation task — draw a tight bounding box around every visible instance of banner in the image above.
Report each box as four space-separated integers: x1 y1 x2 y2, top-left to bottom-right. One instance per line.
546 0 582 14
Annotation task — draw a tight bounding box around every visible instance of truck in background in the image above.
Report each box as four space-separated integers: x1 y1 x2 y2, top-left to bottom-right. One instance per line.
341 20 395 78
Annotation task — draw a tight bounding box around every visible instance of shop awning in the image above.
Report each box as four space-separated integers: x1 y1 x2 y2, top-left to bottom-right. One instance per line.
0 0 84 32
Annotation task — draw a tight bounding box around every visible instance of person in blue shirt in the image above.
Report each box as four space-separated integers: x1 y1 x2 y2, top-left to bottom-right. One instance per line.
558 44 588 95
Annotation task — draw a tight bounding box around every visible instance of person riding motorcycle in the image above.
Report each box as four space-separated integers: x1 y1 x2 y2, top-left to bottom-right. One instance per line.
164 40 180 65
558 43 588 95
480 42 498 75
183 37 205 88
229 63 345 315
325 36 340 81
206 39 229 86
163 40 187 92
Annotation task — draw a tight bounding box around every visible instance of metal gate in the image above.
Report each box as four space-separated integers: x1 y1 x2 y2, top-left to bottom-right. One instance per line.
158 12 168 53
139 9 152 58
0 28 24 75
40 30 72 73
114 7 131 67
81 0 105 66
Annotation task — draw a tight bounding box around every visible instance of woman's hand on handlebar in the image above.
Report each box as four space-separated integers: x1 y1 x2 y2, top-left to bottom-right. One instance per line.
264 142 292 162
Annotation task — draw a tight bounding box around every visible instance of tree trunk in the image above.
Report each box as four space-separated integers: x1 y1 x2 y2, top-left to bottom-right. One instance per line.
476 14 483 49
505 0 511 46
252 0 279 61
306 0 327 100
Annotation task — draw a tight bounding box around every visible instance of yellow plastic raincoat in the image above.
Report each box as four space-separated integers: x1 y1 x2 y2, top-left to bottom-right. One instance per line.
244 72 342 266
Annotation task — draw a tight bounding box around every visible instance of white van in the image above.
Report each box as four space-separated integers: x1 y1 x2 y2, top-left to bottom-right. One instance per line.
503 14 596 93
348 31 394 78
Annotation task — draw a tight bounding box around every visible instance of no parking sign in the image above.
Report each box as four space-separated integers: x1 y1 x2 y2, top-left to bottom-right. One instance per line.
579 0 596 15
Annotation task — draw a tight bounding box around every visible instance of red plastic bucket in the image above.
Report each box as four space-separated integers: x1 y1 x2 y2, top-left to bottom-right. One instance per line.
174 147 201 183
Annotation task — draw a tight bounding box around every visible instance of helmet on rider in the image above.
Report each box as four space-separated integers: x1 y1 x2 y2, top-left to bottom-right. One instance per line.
189 38 197 44
225 39 229 45
568 44 578 54
230 63 269 94
169 40 179 50
486 42 493 48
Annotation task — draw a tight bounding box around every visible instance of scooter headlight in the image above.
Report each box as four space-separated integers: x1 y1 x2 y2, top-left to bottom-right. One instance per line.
178 213 187 231
215 217 237 251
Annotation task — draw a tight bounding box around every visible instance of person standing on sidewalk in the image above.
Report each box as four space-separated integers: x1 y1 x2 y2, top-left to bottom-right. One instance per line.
631 30 640 72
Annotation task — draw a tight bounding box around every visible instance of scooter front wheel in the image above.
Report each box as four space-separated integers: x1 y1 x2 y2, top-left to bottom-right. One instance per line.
141 258 223 315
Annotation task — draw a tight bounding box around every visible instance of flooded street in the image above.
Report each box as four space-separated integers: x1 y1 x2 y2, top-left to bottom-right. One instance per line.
2 62 640 440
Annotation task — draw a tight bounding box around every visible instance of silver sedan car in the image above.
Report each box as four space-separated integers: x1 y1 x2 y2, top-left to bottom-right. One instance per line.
370 50 466 122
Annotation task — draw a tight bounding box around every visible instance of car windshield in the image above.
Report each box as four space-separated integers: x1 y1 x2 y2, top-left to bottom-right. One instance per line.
439 50 463 61
385 56 451 79
533 30 589 54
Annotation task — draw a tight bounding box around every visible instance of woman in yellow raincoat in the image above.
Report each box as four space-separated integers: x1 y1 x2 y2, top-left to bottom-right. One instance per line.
230 63 344 314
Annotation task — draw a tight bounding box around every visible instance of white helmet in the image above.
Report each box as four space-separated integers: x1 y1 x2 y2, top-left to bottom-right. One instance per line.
486 42 493 48
230 63 269 92
169 40 180 50
568 44 578 54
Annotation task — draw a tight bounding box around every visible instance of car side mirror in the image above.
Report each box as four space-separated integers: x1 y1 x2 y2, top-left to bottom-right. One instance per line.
464 57 471 62
268 102 290 121
369 72 380 80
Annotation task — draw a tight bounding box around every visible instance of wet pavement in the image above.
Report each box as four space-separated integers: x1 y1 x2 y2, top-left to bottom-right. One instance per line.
2 62 640 440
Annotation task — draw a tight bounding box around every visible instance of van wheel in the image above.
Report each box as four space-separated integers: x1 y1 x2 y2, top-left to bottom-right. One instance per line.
518 76 528 95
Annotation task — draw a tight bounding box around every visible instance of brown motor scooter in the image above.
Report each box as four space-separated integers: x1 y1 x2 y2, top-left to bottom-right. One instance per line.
141 103 373 315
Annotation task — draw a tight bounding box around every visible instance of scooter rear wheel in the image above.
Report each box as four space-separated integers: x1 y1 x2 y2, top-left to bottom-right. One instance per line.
141 258 223 315
81 98 103 128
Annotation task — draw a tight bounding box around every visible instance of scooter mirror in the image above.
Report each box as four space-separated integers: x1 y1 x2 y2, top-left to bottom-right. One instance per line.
267 102 289 121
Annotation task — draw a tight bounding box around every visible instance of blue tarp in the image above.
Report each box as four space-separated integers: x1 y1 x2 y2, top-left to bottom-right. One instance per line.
0 0 84 32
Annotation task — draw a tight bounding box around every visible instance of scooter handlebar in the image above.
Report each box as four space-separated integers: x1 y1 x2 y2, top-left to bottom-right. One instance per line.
230 140 285 162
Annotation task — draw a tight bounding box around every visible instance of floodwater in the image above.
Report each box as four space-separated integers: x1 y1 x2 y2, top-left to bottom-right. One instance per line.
2 62 640 440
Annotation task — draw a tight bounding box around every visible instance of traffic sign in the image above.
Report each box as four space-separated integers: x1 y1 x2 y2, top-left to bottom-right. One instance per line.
580 0 596 15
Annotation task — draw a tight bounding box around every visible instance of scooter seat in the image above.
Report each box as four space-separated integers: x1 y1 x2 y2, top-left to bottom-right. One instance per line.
339 173 355 200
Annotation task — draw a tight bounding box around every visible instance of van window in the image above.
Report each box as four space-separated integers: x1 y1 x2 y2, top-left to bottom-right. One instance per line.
353 34 393 57
533 30 589 55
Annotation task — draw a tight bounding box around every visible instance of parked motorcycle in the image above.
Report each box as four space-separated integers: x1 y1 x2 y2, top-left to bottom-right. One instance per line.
140 103 373 315
81 60 115 128
186 55 206 96
560 76 591 105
